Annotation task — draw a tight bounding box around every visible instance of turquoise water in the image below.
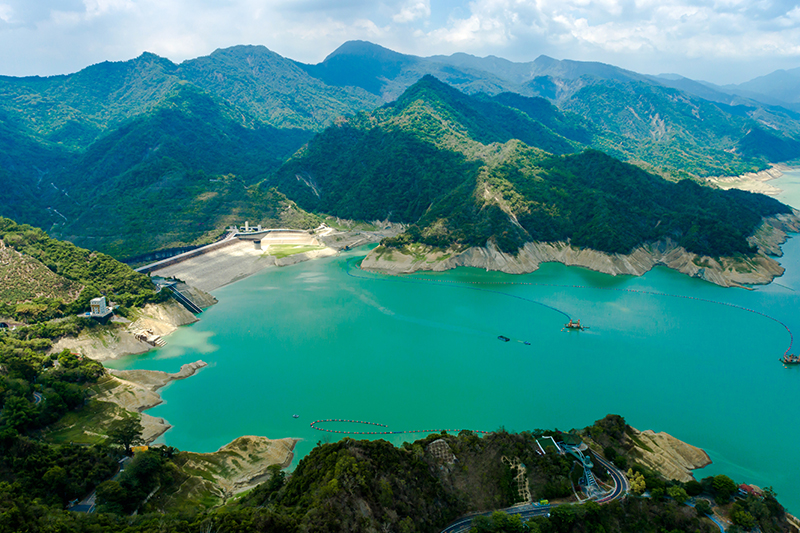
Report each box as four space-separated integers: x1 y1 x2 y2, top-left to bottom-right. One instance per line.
109 171 800 513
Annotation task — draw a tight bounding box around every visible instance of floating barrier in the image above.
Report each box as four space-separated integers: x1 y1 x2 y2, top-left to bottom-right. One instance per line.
310 418 490 436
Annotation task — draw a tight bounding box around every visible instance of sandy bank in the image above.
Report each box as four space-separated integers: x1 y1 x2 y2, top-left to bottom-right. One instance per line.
705 164 795 196
628 427 712 482
49 300 199 362
94 360 207 442
362 212 800 287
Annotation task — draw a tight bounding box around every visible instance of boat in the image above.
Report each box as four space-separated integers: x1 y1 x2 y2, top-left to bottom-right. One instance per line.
781 354 800 365
293 414 300 418
498 335 510 342
564 319 588 331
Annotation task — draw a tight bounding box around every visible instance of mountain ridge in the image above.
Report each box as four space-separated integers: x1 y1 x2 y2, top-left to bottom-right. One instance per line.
2 41 800 260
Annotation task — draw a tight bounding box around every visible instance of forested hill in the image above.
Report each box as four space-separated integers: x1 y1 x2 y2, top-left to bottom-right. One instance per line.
0 217 160 323
271 76 792 258
1 42 799 260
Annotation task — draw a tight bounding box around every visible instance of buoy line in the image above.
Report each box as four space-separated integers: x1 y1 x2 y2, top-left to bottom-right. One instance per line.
310 418 490 436
344 257 794 357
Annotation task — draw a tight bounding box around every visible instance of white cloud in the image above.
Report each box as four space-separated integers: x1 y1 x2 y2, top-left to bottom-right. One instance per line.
0 0 798 83
393 0 430 23
0 4 14 23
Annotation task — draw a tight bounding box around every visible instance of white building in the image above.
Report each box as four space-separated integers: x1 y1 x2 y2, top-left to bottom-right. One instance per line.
89 296 112 318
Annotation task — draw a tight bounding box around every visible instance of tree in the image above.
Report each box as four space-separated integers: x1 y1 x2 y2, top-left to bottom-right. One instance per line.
108 417 144 454
695 499 713 517
1 396 34 432
627 468 646 494
730 504 756 529
667 486 689 505
712 475 737 503
685 480 703 497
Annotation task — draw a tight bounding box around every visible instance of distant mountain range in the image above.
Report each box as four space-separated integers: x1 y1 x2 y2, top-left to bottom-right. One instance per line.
0 41 798 259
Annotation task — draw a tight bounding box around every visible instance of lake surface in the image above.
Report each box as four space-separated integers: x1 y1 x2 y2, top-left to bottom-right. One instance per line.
109 169 800 513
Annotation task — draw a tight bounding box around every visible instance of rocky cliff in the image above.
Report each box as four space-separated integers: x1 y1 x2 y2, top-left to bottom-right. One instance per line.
627 428 712 482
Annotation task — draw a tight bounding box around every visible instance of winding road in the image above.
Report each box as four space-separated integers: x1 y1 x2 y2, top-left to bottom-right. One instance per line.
439 450 629 533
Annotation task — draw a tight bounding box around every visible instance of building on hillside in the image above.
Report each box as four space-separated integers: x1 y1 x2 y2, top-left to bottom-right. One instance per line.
738 484 763 498
88 296 113 319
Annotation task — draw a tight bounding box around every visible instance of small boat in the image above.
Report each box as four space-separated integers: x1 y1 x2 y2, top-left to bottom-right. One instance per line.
564 319 588 331
293 414 300 418
781 354 800 365
498 335 510 342
523 341 531 345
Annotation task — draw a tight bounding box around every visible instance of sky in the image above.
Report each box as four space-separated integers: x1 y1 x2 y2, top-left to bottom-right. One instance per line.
0 0 799 84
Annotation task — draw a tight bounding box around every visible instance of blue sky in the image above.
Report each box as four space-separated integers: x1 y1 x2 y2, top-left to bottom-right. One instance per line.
1 0 799 84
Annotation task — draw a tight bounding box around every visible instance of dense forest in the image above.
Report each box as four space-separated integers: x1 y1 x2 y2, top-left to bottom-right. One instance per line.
273 77 793 258
0 411 791 532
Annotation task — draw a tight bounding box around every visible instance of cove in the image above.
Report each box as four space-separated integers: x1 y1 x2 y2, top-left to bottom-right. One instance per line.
108 172 800 514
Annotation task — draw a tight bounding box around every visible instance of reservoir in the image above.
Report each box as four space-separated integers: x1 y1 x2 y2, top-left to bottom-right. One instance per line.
109 169 800 513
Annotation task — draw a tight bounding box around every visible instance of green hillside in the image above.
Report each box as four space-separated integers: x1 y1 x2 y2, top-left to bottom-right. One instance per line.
528 76 800 177
0 52 181 149
273 77 792 258
0 415 790 532
1 43 800 261
182 45 381 131
2 86 318 258
0 217 160 322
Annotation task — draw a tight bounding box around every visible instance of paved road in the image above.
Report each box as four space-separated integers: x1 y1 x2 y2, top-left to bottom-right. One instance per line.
440 450 628 533
591 451 629 503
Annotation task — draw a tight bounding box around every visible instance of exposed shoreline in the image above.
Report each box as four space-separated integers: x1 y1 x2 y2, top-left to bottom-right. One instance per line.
705 163 798 196
62 199 796 486
96 360 209 443
361 212 800 287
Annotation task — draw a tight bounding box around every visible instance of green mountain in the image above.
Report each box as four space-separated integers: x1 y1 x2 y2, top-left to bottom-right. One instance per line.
542 77 800 177
271 75 580 222
272 76 791 258
179 45 381 131
1 42 799 260
0 52 181 150
726 67 800 109
3 85 320 258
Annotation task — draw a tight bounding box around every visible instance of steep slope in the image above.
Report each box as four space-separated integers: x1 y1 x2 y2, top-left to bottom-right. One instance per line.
543 77 800 176
0 46 380 149
298 40 521 102
0 112 72 226
0 53 181 149
298 43 800 176
2 42 800 263
730 67 800 107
